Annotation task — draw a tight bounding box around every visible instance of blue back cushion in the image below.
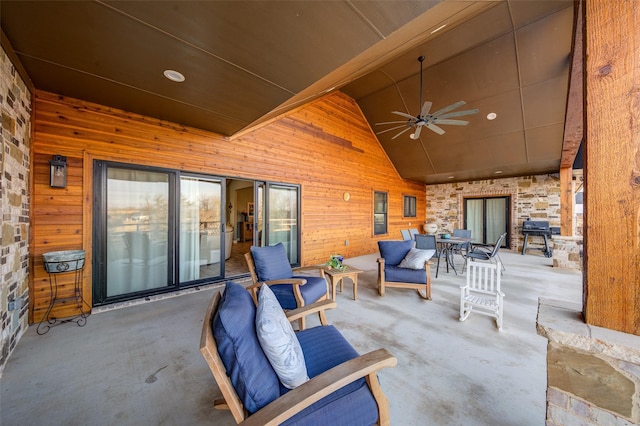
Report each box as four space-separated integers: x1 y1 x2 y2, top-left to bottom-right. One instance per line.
251 243 293 281
378 240 414 266
213 282 280 413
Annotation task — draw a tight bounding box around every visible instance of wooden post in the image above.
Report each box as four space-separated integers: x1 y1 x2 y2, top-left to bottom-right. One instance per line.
559 167 574 236
584 0 640 335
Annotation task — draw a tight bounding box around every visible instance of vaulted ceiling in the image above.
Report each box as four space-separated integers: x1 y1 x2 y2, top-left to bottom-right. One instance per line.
1 0 576 184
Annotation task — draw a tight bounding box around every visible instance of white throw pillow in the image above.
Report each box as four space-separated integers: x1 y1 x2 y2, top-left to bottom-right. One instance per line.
256 284 309 389
398 248 435 269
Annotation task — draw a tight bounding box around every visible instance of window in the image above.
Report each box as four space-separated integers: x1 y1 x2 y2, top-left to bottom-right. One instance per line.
403 195 416 217
373 191 388 235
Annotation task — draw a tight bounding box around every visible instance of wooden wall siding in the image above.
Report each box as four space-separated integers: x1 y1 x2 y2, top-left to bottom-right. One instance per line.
31 154 86 323
31 90 425 322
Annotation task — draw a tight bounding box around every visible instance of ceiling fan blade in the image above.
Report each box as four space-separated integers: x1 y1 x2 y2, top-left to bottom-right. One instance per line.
425 123 446 135
436 108 480 119
430 100 467 117
391 111 417 120
391 126 415 140
376 124 410 135
411 125 423 139
375 120 412 126
420 101 432 117
432 119 470 126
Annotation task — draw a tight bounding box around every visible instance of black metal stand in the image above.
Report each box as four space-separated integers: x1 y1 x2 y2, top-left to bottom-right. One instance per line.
37 257 89 335
522 233 552 258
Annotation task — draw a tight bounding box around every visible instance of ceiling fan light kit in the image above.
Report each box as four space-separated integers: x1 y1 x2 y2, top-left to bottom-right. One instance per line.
376 56 479 140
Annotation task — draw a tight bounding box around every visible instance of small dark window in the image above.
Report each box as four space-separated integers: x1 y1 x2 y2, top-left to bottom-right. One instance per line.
373 191 388 235
404 195 416 217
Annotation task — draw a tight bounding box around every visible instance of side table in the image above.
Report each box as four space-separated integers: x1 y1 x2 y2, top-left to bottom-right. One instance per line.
324 265 362 301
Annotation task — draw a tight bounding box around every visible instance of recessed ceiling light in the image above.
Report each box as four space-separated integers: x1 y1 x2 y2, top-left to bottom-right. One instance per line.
431 24 447 34
494 170 503 174
448 176 455 179
163 69 185 82
486 112 497 120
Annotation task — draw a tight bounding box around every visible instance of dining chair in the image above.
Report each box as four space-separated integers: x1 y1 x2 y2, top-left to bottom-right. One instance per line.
400 229 411 240
451 229 472 269
464 232 507 274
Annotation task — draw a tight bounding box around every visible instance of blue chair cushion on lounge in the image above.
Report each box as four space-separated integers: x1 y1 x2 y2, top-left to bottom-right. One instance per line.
378 240 414 266
251 243 294 281
280 325 379 426
213 282 280 414
385 265 428 284
269 275 328 310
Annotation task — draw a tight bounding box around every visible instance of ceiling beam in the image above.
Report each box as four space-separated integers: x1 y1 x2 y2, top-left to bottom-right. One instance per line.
560 0 583 168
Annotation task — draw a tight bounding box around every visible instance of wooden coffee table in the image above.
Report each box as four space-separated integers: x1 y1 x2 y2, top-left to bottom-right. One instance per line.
324 265 362 300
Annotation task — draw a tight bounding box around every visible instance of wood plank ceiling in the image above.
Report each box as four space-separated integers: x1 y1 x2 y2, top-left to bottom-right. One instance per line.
0 0 576 184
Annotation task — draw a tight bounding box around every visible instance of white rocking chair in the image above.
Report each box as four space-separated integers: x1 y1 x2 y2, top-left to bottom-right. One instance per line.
459 260 504 330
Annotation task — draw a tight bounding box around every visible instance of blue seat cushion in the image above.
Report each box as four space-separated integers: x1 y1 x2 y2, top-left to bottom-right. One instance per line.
280 325 379 426
212 282 280 413
269 276 328 310
251 243 294 281
378 240 414 266
385 265 427 284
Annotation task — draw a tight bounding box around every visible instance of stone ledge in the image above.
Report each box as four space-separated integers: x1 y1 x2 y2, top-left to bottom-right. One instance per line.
537 298 640 364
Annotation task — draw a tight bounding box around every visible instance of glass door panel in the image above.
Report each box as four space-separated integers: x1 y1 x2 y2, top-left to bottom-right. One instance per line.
179 177 223 283
266 184 299 264
486 198 507 246
105 168 170 297
466 199 484 244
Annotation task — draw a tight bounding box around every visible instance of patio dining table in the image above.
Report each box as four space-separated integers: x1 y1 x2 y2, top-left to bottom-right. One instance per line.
435 236 473 275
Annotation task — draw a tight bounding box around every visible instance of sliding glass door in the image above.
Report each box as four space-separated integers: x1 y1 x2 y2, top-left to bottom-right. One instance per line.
93 162 226 305
464 196 510 246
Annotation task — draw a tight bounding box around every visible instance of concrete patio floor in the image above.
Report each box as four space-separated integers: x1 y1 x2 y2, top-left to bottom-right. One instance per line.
0 249 582 425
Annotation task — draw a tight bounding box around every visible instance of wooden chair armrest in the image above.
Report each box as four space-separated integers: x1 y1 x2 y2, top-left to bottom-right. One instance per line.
293 265 324 273
377 258 385 264
292 265 327 278
263 278 307 286
240 348 398 426
285 299 337 324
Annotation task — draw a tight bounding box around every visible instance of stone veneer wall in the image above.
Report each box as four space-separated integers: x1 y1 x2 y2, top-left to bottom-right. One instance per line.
426 175 561 252
537 299 640 425
0 46 31 374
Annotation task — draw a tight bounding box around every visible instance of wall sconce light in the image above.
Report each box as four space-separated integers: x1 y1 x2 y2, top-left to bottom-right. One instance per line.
49 155 67 188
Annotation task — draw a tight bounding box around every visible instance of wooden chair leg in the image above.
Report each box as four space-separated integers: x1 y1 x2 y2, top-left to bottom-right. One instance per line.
365 372 390 426
318 309 327 326
214 398 230 410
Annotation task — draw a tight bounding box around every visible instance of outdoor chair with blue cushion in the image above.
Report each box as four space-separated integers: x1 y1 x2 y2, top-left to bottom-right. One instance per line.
200 282 397 425
377 239 434 300
245 243 329 330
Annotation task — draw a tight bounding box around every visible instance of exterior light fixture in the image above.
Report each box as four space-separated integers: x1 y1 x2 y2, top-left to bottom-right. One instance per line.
486 112 497 120
49 155 67 188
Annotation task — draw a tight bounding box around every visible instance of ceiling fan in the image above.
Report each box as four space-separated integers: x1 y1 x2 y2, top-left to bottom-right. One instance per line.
376 56 479 140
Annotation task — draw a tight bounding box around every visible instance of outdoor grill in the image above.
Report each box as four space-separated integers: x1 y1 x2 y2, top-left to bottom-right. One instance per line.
521 220 553 257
